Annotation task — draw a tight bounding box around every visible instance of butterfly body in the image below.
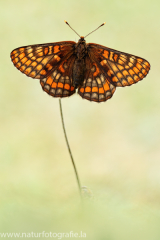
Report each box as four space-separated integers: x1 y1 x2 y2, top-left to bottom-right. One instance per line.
73 37 87 88
11 35 150 102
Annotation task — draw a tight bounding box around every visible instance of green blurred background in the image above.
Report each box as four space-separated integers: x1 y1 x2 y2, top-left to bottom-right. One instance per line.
1 0 160 239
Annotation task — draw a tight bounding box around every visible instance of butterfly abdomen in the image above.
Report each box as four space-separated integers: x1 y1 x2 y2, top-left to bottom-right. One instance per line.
73 59 86 88
73 39 87 88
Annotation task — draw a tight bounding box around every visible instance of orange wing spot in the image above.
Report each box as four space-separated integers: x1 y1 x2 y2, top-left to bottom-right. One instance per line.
36 64 43 71
29 71 36 78
27 52 33 58
40 69 47 75
133 75 139 81
103 50 109 59
44 47 49 55
51 82 57 88
85 87 91 92
93 64 100 77
54 46 60 54
35 57 43 62
58 82 63 88
100 60 107 66
20 65 26 72
125 65 130 69
92 87 98 92
71 86 75 91
37 52 43 57
19 52 25 59
19 48 25 52
142 69 147 75
42 57 50 65
48 46 53 55
136 63 143 70
137 58 143 63
24 67 32 75
31 56 36 61
133 67 139 74
12 50 18 55
128 62 134 68
99 87 104 94
129 69 135 76
54 55 61 61
31 61 37 67
117 72 123 78
127 76 134 84
112 76 119 82
103 82 110 91
59 64 65 73
64 83 70 90
21 57 28 64
113 54 118 62
122 80 128 86
120 55 127 62
118 64 124 70
16 62 21 68
46 76 53 85
110 63 119 72
107 70 112 77
139 73 143 78
46 64 53 71
26 48 33 54
80 88 84 93
13 52 20 58
13 57 19 63
25 60 32 66
145 62 150 67
109 52 114 61
123 70 129 77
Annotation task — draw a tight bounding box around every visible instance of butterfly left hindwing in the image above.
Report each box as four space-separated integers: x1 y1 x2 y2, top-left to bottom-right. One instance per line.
40 54 76 97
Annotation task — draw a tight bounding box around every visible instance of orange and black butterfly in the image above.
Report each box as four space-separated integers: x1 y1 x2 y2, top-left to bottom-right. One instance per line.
10 21 150 103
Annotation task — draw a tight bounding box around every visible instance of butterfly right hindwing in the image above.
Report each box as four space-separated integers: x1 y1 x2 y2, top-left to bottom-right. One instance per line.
78 56 116 102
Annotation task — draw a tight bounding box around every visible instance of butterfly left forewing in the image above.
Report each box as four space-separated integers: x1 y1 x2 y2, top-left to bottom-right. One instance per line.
10 41 75 79
88 43 150 87
11 41 77 98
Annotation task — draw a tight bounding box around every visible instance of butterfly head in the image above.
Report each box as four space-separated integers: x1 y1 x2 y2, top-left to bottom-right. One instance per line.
79 36 85 43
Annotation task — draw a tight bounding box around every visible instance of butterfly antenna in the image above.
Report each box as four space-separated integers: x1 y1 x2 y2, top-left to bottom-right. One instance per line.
64 20 81 38
84 22 106 38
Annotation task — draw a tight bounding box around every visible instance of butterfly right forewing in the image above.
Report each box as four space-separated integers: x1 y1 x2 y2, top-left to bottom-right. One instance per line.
88 43 150 87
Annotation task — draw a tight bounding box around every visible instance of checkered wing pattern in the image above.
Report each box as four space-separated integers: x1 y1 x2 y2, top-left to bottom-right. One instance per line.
78 56 116 102
88 43 150 87
10 41 76 97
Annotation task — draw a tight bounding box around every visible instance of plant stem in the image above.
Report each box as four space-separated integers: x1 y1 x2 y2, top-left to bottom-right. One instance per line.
59 99 82 199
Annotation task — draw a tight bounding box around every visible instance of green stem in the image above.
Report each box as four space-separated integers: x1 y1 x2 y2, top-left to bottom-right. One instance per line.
59 99 82 199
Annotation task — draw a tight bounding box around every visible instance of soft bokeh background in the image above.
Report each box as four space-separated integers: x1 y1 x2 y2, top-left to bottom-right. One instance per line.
1 0 160 239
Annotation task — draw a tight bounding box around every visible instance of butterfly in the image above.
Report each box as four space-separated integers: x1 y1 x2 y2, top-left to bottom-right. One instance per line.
10 21 150 103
